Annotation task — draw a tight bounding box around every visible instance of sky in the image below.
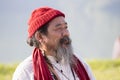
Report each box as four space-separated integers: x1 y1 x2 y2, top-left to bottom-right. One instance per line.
0 0 120 63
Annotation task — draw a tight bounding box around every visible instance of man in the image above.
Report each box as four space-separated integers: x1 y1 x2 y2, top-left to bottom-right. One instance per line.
12 6 95 80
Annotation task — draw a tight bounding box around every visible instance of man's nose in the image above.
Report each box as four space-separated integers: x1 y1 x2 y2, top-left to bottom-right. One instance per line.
62 29 69 37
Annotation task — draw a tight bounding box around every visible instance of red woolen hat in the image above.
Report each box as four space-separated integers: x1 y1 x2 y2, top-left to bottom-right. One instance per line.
28 7 65 38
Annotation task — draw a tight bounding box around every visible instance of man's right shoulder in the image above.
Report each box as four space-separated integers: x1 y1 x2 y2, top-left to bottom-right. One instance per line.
12 55 34 80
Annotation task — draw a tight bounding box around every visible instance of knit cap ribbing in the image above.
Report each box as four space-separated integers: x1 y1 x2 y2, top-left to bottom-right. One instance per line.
28 7 65 38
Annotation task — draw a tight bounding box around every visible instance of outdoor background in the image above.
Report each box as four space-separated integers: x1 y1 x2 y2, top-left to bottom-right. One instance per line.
0 0 120 80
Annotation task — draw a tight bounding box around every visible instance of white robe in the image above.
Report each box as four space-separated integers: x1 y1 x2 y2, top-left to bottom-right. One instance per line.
12 55 95 80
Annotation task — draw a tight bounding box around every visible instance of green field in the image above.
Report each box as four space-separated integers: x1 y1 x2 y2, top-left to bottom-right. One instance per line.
88 59 120 80
0 59 120 80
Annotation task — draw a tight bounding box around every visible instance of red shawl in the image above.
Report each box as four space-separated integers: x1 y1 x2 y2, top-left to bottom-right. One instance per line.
33 48 90 80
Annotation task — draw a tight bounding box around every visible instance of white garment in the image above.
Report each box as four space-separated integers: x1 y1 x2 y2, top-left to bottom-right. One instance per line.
47 56 79 80
12 55 95 80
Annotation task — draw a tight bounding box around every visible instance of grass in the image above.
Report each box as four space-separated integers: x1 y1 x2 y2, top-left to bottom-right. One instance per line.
0 59 120 80
88 59 120 80
0 63 17 80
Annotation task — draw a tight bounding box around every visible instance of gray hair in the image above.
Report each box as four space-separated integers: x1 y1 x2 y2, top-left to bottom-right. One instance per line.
27 34 40 48
27 23 49 48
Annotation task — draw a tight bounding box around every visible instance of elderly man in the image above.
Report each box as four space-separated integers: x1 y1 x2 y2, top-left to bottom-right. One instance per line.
12 7 95 80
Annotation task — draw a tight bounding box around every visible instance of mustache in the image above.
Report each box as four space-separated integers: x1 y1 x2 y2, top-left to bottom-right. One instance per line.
60 36 71 45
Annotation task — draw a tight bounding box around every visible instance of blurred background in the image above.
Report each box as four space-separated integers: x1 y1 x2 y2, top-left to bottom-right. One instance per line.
0 0 120 63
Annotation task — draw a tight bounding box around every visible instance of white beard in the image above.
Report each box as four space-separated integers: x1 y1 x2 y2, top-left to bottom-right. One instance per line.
55 44 74 65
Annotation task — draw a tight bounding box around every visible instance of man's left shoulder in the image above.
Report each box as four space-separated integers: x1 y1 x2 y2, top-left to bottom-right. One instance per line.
12 55 33 80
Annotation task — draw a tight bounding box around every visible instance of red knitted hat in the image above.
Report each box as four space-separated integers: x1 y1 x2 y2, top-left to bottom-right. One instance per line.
28 7 65 38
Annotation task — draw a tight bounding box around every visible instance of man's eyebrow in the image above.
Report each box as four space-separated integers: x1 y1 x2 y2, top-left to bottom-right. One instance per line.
55 22 67 27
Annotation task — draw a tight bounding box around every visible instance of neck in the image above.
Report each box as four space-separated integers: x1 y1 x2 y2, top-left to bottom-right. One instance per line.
41 48 56 57
40 44 57 57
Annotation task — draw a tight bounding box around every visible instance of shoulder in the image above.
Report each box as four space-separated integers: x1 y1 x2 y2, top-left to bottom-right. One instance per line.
12 55 34 80
75 54 96 80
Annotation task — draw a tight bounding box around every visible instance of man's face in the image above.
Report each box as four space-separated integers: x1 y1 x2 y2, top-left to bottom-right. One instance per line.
43 16 70 51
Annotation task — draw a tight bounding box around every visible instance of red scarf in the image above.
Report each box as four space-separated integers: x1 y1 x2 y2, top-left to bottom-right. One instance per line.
33 48 90 80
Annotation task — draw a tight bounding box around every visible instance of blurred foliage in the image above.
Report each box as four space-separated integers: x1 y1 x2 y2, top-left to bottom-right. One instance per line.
0 63 18 80
88 59 120 80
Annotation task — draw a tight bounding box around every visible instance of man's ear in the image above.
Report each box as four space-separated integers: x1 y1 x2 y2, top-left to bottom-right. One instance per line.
35 31 43 43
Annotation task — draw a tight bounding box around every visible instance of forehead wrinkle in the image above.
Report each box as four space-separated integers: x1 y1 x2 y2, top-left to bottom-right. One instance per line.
55 22 67 27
